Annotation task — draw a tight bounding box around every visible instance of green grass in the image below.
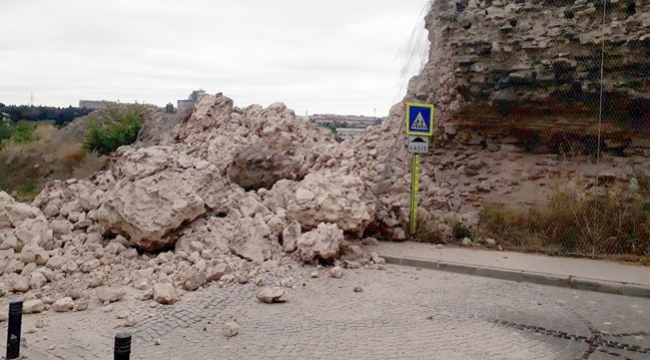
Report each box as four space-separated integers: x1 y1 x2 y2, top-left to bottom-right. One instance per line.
0 120 38 147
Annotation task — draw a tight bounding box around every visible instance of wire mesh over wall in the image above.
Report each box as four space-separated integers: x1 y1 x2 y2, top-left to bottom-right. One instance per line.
390 0 650 260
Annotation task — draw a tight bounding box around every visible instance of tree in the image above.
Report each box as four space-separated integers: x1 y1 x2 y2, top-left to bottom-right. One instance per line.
0 104 93 125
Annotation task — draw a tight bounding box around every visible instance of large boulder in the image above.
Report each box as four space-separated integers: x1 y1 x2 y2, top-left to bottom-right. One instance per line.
296 223 344 262
265 173 376 236
228 217 273 264
226 139 307 191
96 147 228 251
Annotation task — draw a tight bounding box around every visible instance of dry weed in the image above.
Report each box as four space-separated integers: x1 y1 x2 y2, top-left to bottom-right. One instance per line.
72 152 108 179
479 190 650 257
47 141 86 163
33 124 58 142
0 123 107 200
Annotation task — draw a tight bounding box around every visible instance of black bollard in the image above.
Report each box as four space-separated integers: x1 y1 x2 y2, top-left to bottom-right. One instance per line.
6 300 23 360
114 332 131 360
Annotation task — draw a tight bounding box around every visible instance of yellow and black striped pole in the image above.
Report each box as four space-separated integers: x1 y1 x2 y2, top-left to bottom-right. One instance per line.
410 154 420 236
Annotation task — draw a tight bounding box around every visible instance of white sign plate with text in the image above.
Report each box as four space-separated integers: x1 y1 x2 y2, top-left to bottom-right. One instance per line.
408 136 429 154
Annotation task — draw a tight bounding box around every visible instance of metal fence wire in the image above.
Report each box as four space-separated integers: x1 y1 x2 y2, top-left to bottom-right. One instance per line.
386 0 650 260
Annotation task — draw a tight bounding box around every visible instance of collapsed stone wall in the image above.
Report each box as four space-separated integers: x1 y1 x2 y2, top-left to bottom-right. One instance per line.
1 92 476 309
412 0 650 155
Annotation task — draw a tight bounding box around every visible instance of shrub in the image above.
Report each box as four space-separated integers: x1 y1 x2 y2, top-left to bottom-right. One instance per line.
0 121 36 147
453 222 473 240
12 122 37 143
84 104 146 155
0 122 13 143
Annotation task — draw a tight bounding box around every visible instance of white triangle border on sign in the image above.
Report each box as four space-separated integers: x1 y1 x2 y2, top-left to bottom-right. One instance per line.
411 112 428 131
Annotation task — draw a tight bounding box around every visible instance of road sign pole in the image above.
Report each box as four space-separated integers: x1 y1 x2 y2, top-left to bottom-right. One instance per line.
405 102 433 237
410 154 420 236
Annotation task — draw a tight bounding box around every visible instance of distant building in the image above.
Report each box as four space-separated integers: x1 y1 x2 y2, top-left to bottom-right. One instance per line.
309 114 382 128
336 128 366 140
306 113 384 139
1 112 9 122
177 90 207 112
79 100 117 110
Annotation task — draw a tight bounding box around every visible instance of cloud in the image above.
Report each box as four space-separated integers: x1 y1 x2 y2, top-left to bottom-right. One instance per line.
0 0 429 115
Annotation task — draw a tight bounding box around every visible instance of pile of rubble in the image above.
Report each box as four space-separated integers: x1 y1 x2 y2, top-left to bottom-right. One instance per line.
1 93 466 312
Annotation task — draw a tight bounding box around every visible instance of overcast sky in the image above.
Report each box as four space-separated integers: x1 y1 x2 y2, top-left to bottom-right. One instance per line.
0 0 429 116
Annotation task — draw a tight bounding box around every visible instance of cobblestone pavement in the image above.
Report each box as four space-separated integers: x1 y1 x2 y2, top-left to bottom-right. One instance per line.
32 265 650 360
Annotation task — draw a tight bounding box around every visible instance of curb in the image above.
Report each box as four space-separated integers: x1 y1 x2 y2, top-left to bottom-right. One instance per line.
383 255 650 299
0 345 54 360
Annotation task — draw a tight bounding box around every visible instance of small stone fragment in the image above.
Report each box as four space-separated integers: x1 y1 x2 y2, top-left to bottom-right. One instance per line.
116 310 130 319
52 297 74 312
10 276 30 293
61 261 78 274
256 287 287 304
183 272 207 291
153 283 178 304
45 256 65 270
371 253 385 264
88 273 104 288
75 300 89 312
23 299 44 314
330 266 344 279
96 287 125 303
361 237 379 246
65 287 83 300
207 263 230 282
235 273 249 284
343 260 361 269
134 280 148 290
353 286 363 293
222 322 240 337
280 277 294 288
80 259 100 273
123 317 137 327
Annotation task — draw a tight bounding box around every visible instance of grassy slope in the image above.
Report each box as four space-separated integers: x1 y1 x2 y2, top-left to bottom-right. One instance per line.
0 104 147 201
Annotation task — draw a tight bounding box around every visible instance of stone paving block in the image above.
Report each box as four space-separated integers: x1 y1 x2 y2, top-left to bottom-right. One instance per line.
28 265 650 359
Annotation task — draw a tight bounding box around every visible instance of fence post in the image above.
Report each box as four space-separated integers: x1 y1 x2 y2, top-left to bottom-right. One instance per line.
6 300 23 360
114 332 131 360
